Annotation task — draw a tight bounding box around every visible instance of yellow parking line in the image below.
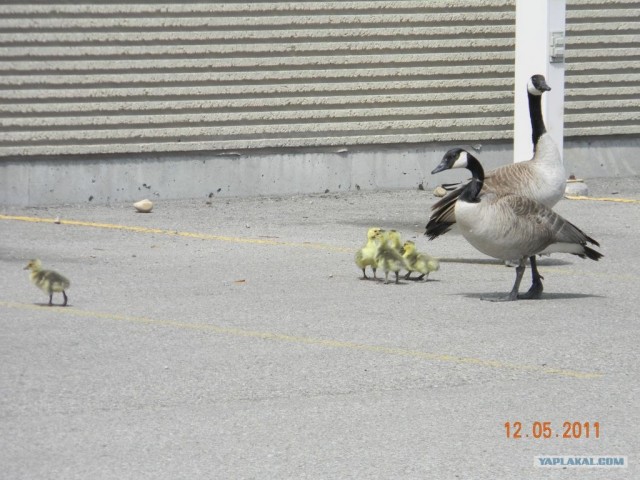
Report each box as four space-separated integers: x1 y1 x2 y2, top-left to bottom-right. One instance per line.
0 300 603 380
0 214 351 253
565 195 640 204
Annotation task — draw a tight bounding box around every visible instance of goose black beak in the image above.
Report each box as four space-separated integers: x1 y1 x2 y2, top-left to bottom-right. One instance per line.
431 160 450 175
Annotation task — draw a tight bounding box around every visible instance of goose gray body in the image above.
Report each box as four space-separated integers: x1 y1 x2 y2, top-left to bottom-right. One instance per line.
432 149 601 301
455 191 598 262
427 74 565 239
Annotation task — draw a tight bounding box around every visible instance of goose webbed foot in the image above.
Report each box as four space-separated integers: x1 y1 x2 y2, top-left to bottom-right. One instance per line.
517 279 543 300
518 256 544 299
482 291 519 302
481 262 526 302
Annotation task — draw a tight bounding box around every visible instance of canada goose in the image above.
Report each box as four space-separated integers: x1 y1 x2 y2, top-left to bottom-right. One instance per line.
24 259 70 306
427 74 565 298
431 148 602 301
402 241 440 281
375 230 411 284
355 227 383 279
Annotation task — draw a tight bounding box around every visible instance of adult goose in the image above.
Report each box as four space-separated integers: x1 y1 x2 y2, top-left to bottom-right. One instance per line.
431 148 601 302
426 74 565 299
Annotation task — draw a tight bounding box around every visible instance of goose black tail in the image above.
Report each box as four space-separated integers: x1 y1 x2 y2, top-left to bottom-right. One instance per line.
580 245 603 261
585 235 600 248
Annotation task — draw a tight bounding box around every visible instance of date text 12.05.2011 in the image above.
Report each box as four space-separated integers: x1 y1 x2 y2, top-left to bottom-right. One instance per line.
505 421 600 439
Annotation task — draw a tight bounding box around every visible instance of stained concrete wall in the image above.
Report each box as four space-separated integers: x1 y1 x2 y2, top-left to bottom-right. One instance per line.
1 137 637 206
0 1 638 206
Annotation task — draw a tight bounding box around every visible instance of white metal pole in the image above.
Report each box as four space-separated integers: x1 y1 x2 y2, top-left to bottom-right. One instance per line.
513 0 566 163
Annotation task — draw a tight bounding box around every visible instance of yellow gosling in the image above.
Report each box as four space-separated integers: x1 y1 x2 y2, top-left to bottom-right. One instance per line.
386 229 404 254
355 227 383 279
375 230 411 284
402 241 440 281
24 259 70 306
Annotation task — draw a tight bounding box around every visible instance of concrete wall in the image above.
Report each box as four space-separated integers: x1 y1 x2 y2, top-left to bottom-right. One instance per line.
0 1 638 206
1 136 637 206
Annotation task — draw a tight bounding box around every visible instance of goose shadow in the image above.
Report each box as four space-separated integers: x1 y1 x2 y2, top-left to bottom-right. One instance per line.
438 257 574 267
461 292 606 301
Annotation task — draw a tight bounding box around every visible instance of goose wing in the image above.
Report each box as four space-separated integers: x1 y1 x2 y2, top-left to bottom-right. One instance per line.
483 161 537 194
501 195 602 259
426 161 537 240
425 183 466 239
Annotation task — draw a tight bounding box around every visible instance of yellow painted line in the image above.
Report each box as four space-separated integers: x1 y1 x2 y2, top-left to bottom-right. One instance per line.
565 195 640 204
0 214 351 253
0 300 602 379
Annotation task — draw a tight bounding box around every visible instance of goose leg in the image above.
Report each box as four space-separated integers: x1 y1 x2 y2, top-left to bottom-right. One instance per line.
483 261 526 302
373 268 377 280
361 268 368 279
395 271 400 284
48 294 53 306
518 256 544 299
62 291 68 307
404 272 411 280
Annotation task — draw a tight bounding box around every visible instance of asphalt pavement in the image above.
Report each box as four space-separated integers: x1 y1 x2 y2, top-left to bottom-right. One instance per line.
1 176 639 479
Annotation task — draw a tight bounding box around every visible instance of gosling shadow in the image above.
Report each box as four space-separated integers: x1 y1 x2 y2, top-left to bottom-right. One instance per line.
33 302 71 307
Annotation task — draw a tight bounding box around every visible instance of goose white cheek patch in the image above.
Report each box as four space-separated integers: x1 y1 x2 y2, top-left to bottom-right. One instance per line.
527 81 544 96
452 151 469 169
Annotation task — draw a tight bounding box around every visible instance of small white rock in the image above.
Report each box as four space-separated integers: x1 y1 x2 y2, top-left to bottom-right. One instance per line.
133 199 153 213
434 185 447 197
565 181 589 196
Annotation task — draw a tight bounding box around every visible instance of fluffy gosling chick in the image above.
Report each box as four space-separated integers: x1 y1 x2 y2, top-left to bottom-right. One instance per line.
375 230 411 284
355 227 382 279
402 241 440 281
24 259 70 306
386 229 404 253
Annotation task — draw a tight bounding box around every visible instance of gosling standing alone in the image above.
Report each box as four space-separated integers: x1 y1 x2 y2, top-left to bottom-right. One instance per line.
355 227 383 279
402 241 440 281
24 259 70 306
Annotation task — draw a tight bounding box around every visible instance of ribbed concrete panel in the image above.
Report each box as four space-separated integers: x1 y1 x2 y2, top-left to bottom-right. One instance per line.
2 1 637 158
0 1 516 157
565 0 640 137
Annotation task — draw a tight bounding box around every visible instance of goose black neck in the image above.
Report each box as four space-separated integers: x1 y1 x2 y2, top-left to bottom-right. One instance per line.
528 91 547 149
459 154 484 203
